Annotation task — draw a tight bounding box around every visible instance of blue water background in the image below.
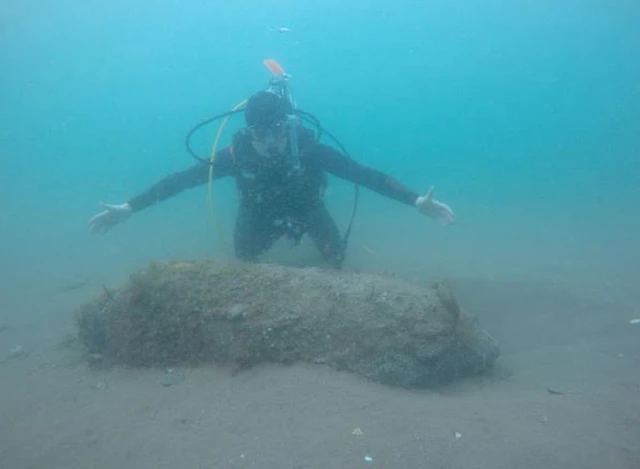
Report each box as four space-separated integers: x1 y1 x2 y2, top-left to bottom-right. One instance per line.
1 0 638 293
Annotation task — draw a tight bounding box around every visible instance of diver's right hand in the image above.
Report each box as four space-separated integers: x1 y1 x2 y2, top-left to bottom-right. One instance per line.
88 202 132 234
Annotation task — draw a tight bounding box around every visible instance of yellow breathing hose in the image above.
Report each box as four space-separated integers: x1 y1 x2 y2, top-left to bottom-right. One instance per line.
206 99 248 250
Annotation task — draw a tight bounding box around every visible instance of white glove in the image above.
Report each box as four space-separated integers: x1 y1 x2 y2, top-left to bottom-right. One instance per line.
88 202 132 234
415 187 455 225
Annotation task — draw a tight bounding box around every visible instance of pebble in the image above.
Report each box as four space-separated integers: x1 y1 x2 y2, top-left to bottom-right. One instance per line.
8 346 26 359
94 380 108 390
161 369 185 387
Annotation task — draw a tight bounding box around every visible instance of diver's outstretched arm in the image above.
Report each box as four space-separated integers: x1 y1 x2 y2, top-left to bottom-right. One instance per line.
88 147 234 234
318 144 455 225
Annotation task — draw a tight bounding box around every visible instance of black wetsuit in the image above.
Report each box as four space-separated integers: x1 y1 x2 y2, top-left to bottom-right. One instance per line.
127 127 419 267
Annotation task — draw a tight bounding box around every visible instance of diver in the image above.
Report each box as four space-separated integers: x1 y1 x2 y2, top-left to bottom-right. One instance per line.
88 89 455 268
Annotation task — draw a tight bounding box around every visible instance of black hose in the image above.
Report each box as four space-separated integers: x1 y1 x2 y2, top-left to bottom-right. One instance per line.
297 110 360 251
184 109 244 164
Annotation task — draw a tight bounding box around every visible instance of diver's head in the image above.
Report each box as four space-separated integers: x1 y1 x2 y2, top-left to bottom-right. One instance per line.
245 90 292 159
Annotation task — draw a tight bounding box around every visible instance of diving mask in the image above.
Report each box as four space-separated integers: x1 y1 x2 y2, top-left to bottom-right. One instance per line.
250 115 300 169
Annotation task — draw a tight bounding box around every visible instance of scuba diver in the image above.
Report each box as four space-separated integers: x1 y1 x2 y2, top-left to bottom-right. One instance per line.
88 63 455 268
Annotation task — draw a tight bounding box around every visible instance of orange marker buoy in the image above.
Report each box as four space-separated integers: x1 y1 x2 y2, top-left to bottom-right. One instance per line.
264 58 286 76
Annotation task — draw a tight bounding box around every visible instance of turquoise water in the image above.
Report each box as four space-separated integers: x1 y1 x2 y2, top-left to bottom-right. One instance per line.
1 0 638 289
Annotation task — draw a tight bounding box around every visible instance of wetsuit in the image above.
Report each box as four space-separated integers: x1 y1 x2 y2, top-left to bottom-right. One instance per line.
127 127 419 267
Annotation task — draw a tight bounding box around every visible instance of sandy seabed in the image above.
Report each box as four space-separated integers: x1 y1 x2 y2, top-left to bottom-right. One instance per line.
1 268 639 469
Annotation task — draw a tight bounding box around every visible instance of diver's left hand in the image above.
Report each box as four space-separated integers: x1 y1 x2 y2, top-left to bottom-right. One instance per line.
415 187 455 225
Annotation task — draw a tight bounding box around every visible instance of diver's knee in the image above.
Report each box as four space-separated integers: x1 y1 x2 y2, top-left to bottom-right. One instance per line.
321 243 345 269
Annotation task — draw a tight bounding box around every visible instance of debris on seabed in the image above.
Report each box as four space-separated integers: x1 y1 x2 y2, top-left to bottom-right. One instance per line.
8 346 26 359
